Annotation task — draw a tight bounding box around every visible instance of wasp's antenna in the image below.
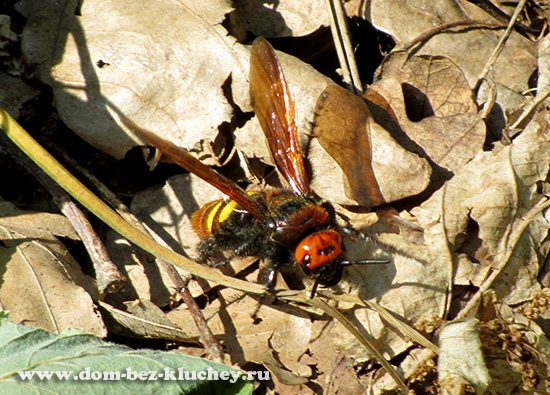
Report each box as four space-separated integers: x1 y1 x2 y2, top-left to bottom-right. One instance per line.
341 259 391 266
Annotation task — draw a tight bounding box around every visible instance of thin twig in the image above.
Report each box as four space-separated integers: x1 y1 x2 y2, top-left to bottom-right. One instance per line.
57 194 126 295
326 0 363 95
504 88 550 141
474 0 528 93
43 141 151 233
399 20 506 53
465 0 538 37
439 184 456 320
0 131 126 296
177 279 225 363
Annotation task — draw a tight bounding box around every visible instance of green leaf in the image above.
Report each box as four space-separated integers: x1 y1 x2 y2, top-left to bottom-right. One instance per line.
0 312 253 395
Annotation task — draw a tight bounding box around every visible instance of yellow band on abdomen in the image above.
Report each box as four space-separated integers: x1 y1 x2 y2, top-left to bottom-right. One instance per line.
218 199 239 224
205 201 224 233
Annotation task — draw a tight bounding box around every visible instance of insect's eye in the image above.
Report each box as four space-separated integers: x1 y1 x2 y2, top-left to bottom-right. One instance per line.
299 254 311 267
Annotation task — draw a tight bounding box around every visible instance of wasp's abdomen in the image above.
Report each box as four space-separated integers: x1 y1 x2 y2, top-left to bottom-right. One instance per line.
192 192 274 267
191 198 243 238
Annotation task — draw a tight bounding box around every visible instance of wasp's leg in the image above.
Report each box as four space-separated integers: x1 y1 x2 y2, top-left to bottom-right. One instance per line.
257 266 278 293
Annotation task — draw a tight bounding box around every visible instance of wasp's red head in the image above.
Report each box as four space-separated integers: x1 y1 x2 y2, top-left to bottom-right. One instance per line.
294 230 345 287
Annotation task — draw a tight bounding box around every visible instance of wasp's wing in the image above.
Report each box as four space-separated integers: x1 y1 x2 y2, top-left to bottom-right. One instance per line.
249 37 311 196
121 118 269 221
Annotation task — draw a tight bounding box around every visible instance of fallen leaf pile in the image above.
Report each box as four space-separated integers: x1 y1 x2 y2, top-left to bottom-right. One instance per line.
1 0 549 394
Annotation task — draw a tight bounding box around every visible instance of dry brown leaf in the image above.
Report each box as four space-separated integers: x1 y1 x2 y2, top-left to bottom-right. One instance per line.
380 53 477 116
0 200 105 336
368 0 537 93
312 84 431 206
326 249 447 363
413 110 550 305
371 53 486 174
225 0 328 41
18 0 430 209
0 200 80 240
17 0 354 207
270 313 313 377
307 337 366 394
536 34 550 93
17 0 248 159
98 300 192 343
166 288 314 385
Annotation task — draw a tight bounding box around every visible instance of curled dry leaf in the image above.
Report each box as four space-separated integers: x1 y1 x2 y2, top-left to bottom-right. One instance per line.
98 300 192 343
308 51 487 207
312 83 431 206
438 319 491 394
0 200 106 336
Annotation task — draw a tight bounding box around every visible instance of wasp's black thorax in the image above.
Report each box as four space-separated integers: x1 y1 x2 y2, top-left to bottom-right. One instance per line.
265 191 337 244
